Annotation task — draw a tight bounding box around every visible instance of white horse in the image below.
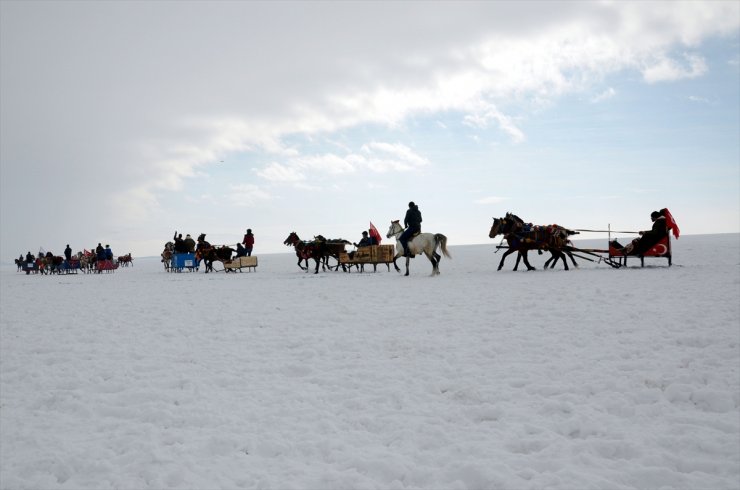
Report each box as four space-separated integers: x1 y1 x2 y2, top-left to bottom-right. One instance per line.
386 220 451 276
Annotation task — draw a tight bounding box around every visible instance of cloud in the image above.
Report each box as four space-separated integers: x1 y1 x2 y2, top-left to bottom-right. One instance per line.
462 102 525 143
227 184 273 207
688 95 710 104
256 141 429 183
257 162 306 183
642 53 708 83
360 142 430 172
591 87 616 103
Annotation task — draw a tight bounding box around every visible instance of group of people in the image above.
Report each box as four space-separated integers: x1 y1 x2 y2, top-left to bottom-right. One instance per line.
94 243 115 261
170 229 255 257
19 243 114 265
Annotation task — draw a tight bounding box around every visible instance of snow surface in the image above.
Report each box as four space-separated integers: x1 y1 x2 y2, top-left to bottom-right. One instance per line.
1 234 739 490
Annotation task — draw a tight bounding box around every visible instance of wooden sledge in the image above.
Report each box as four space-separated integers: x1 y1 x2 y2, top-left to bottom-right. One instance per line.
339 245 396 272
609 235 672 267
223 256 258 272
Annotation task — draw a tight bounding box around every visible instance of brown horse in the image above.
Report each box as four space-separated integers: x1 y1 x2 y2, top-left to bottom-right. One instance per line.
117 253 133 267
489 213 578 271
314 235 351 271
283 232 332 274
43 255 65 274
196 245 235 273
161 242 173 271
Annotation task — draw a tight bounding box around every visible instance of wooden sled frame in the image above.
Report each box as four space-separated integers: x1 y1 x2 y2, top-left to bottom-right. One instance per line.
339 245 395 272
608 234 672 267
223 256 258 272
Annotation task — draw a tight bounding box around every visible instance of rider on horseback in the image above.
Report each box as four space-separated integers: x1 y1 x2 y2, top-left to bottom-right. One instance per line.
400 201 422 257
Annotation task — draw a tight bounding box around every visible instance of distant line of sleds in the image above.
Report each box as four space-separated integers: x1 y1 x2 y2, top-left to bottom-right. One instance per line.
16 250 132 275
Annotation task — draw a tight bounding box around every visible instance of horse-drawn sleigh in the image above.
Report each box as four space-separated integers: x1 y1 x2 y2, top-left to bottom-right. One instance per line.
161 240 255 273
19 256 83 275
283 232 351 274
488 209 678 271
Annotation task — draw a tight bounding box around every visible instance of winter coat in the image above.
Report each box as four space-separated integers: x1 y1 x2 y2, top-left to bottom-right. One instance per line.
404 205 422 231
242 233 254 249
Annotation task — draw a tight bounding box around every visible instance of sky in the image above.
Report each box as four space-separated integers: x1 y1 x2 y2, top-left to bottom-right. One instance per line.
1 1 739 258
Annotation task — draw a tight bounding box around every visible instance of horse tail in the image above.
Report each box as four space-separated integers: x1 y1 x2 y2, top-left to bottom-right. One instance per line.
435 234 451 258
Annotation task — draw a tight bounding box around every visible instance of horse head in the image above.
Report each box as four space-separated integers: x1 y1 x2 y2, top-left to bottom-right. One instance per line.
387 220 402 238
489 218 503 238
283 232 299 246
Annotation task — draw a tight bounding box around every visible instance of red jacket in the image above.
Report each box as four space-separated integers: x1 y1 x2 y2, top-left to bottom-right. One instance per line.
242 234 254 248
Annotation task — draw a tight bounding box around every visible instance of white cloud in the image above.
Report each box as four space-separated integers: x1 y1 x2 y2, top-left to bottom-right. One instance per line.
591 87 616 103
360 142 430 171
688 95 710 104
255 141 429 183
227 184 273 206
463 102 525 143
257 162 305 182
642 53 708 83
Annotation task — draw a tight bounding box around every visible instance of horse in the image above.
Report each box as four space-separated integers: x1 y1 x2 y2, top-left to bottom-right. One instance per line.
283 232 330 274
77 252 96 273
386 220 450 276
117 253 133 267
489 213 578 271
15 258 23 272
314 235 351 271
196 245 235 273
43 255 65 274
161 242 173 271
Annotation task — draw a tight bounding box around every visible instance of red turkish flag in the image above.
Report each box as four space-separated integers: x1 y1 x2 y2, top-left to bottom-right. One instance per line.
661 208 680 239
369 222 382 245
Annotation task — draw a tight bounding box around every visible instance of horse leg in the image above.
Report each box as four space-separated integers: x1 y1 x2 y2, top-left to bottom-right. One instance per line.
427 250 440 275
520 250 536 271
314 257 321 274
560 251 569 270
497 248 517 270
392 249 403 272
405 256 410 276
567 251 579 268
513 252 523 271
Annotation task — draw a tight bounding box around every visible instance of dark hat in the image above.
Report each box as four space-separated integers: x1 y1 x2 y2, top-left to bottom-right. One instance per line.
362 231 368 235
408 201 415 207
650 211 660 219
247 229 252 233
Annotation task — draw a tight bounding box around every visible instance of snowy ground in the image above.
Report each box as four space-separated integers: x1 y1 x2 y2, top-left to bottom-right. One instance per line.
1 234 739 490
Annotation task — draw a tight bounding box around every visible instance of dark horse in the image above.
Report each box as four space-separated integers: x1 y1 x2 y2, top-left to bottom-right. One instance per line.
196 246 235 273
283 232 333 274
489 213 578 271
315 235 351 271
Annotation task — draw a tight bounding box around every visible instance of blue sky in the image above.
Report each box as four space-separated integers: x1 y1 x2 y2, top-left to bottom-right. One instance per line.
1 1 738 257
